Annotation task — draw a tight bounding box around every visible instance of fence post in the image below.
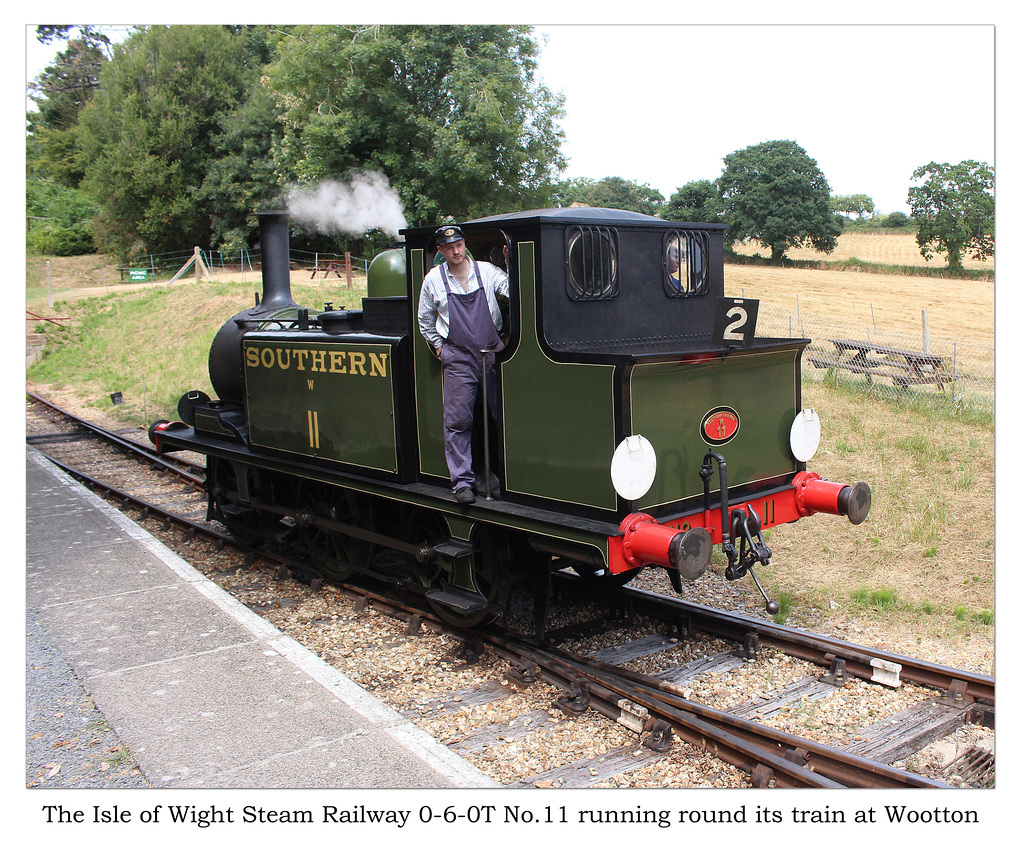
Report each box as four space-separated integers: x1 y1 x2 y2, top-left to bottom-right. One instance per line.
922 309 930 352
951 342 957 405
345 252 352 289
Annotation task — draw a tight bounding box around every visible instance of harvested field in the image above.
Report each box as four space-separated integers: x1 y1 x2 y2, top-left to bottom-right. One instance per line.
723 237 995 411
727 232 993 343
725 263 993 345
731 230 994 270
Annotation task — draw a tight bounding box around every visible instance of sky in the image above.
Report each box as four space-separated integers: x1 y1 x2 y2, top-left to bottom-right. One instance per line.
20 19 997 217
533 24 995 214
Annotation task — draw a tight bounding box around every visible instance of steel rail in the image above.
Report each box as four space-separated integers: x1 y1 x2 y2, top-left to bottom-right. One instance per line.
318 583 835 785
564 575 994 705
576 649 947 788
320 582 950 788
477 628 949 789
26 391 205 484
32 451 212 536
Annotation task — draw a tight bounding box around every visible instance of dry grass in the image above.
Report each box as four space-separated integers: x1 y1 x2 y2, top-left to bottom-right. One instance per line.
731 230 994 269
760 378 994 649
725 263 994 345
26 255 366 313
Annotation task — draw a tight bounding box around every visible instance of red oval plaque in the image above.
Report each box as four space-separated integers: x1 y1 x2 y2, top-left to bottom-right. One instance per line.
700 406 740 446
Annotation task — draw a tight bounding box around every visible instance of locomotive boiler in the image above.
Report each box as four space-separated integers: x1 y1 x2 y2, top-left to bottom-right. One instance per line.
152 208 870 629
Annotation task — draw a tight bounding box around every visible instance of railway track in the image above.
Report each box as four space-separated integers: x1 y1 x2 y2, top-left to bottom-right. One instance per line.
25 392 995 788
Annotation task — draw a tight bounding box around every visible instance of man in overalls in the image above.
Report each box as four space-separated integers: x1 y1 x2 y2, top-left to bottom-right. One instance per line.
417 225 509 504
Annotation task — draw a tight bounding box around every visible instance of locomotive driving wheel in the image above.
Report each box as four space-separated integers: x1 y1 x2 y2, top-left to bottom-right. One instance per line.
295 480 375 582
207 457 279 546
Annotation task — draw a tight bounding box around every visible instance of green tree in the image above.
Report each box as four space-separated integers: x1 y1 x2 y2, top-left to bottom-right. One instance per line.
664 180 722 223
28 38 105 133
34 25 113 50
26 178 98 255
717 140 841 261
881 211 911 229
907 160 994 271
551 177 597 208
77 25 250 257
553 176 664 215
264 25 566 225
197 83 291 250
196 27 294 249
27 34 111 188
831 193 875 220
586 176 663 215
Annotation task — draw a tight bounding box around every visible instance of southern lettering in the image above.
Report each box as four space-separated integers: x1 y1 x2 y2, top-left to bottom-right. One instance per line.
245 345 389 378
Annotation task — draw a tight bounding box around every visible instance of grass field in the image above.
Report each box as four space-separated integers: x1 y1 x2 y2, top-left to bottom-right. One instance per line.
24 230 995 665
731 230 995 269
725 262 993 345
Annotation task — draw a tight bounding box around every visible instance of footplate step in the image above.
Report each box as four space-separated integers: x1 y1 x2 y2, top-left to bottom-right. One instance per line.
425 585 488 613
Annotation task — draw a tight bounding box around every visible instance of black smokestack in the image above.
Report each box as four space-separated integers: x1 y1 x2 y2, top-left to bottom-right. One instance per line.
207 211 301 402
256 210 299 312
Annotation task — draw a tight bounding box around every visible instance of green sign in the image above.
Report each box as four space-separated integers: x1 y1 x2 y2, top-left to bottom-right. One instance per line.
244 339 399 473
128 269 149 282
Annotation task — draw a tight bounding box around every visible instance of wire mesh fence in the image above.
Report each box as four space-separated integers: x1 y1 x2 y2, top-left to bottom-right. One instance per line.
118 247 371 282
758 304 994 414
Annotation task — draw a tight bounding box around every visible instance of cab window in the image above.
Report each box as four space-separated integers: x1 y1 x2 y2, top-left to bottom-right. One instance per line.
566 225 618 300
663 230 709 297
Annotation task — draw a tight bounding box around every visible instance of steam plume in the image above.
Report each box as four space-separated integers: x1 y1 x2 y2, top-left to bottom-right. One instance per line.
287 172 407 237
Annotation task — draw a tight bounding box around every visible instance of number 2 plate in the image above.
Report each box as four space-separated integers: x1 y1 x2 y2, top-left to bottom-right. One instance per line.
713 297 759 347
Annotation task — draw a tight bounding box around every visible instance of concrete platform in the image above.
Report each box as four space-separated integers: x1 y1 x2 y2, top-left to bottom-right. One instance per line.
25 446 496 789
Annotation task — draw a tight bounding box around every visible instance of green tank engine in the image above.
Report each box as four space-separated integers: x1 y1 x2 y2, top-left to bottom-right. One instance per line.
152 208 870 628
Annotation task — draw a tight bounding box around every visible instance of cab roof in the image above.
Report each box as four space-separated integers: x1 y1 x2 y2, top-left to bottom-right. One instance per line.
401 207 728 239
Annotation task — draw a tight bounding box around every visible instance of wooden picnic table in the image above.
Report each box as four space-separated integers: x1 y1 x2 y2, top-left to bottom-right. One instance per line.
312 260 346 279
808 338 947 391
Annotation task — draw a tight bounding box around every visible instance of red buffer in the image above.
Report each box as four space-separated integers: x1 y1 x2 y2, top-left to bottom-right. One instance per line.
608 471 871 578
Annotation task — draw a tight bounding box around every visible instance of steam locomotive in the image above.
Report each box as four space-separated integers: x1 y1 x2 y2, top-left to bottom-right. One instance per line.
151 208 870 630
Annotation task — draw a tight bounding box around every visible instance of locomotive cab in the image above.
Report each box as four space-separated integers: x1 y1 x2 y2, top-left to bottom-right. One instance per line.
408 209 801 517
